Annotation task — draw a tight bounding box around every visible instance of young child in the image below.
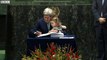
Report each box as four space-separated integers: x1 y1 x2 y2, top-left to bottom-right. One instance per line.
49 17 66 37
37 17 66 37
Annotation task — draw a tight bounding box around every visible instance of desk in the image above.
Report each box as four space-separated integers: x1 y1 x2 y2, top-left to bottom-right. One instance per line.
27 35 77 56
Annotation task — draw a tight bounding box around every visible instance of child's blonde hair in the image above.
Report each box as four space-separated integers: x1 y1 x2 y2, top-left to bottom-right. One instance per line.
51 17 61 27
49 7 60 17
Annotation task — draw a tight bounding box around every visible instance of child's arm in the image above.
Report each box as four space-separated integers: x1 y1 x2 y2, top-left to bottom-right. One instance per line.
48 29 59 33
61 25 67 29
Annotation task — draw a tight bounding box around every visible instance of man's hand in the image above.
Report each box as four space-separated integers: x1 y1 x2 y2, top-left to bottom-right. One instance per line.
34 31 42 36
98 17 106 24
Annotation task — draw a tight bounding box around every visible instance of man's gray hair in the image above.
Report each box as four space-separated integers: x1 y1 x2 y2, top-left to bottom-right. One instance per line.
43 7 54 16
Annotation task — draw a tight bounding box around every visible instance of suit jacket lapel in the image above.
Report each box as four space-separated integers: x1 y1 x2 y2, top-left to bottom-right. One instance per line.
97 0 103 7
103 0 106 6
102 0 107 8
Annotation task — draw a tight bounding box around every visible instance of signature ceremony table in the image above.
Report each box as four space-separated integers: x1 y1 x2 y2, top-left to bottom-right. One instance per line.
27 35 77 56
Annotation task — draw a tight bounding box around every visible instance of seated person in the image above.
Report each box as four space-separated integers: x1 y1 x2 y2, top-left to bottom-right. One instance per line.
37 17 67 37
49 17 67 37
50 17 66 31
29 7 54 37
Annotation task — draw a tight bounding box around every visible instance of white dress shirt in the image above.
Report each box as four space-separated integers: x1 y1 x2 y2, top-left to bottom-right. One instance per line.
101 0 105 16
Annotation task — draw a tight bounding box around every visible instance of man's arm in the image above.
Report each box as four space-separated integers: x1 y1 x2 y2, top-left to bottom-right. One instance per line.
30 20 42 37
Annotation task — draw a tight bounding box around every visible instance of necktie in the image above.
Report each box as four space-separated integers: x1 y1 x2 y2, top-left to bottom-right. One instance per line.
47 23 50 30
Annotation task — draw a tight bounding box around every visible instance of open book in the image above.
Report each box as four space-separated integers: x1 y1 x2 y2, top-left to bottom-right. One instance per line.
37 32 56 37
37 31 64 37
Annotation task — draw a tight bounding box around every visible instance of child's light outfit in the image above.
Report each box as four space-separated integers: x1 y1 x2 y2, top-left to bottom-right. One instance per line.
50 27 64 37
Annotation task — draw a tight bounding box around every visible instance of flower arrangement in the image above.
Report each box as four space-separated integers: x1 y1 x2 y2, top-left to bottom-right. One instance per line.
22 42 82 60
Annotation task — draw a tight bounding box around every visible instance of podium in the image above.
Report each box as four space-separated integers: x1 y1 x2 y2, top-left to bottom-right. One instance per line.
27 35 77 56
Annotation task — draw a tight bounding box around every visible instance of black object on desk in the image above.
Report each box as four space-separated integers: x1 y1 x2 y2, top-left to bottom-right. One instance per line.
27 35 77 56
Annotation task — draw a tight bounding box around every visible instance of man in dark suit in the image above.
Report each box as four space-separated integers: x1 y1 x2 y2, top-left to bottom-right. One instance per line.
92 0 107 60
29 8 54 37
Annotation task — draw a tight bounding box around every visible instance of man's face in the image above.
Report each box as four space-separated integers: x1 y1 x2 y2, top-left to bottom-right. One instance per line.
44 15 52 23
